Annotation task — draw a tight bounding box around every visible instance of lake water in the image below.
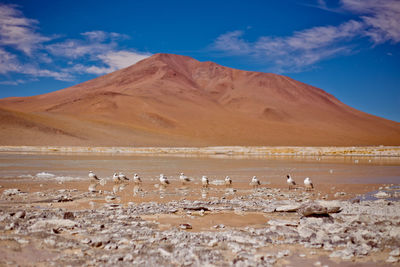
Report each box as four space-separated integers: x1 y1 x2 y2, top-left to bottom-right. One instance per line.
0 153 399 185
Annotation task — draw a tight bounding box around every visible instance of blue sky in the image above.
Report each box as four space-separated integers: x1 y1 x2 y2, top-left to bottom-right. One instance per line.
0 0 399 122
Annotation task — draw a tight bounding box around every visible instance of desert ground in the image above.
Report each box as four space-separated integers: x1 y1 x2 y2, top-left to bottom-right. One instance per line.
0 149 399 266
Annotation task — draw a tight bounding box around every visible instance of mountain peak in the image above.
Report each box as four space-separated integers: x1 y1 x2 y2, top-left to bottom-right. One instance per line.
140 53 200 66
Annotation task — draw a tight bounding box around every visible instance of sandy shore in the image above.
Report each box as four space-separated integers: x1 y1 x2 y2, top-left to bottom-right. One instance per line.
1 145 400 157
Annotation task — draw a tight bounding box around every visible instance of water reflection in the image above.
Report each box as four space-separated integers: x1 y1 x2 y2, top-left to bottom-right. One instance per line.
225 188 236 195
119 183 127 191
159 187 166 199
88 182 98 193
112 185 119 195
177 186 190 196
133 185 145 197
201 188 209 199
112 183 127 194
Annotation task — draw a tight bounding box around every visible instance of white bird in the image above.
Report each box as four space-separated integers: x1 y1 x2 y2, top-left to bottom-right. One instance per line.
159 174 170 185
89 171 100 181
119 172 129 181
133 173 142 184
225 176 232 186
250 176 260 188
201 176 209 188
113 172 120 184
179 173 191 184
287 174 296 190
304 177 314 191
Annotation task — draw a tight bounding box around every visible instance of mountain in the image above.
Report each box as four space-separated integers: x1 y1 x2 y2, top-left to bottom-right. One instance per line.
0 53 399 146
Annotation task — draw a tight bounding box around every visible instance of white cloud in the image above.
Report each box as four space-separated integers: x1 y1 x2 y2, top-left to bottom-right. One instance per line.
341 0 400 44
46 31 151 75
213 31 250 55
81 31 129 42
46 39 115 59
0 4 50 55
0 48 72 81
0 48 19 73
0 79 25 85
0 5 150 84
98 50 150 69
76 50 151 75
46 31 132 59
213 20 363 72
21 66 72 81
0 5 71 81
212 0 400 72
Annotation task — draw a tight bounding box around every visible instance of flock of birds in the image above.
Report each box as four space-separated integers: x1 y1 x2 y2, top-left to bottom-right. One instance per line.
88 171 314 190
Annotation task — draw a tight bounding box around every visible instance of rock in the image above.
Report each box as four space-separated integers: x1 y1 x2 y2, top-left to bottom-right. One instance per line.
275 205 301 212
44 238 56 247
123 254 133 262
104 203 121 210
387 256 398 263
2 189 22 196
104 243 118 250
350 198 361 204
389 227 400 239
277 250 290 258
316 200 342 213
57 195 73 202
179 223 192 230
16 238 29 245
267 219 298 227
81 238 91 244
91 236 110 248
158 248 172 257
375 191 390 198
183 206 210 211
334 192 346 197
208 239 218 247
63 212 75 220
390 248 400 257
105 196 116 202
298 226 314 239
14 210 26 219
298 203 329 217
213 224 225 229
5 222 16 230
30 219 78 231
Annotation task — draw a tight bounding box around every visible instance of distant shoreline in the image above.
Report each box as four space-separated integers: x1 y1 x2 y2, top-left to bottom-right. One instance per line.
0 145 399 157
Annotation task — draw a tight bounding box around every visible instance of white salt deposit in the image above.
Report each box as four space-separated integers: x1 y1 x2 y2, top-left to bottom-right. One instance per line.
35 172 56 178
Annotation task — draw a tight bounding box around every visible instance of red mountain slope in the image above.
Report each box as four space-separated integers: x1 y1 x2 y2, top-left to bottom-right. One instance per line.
0 53 399 146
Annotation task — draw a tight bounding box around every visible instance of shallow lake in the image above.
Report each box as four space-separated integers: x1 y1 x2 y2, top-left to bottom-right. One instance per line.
0 153 399 185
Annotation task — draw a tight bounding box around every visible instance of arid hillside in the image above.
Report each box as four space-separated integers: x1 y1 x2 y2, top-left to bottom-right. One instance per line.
0 53 399 146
